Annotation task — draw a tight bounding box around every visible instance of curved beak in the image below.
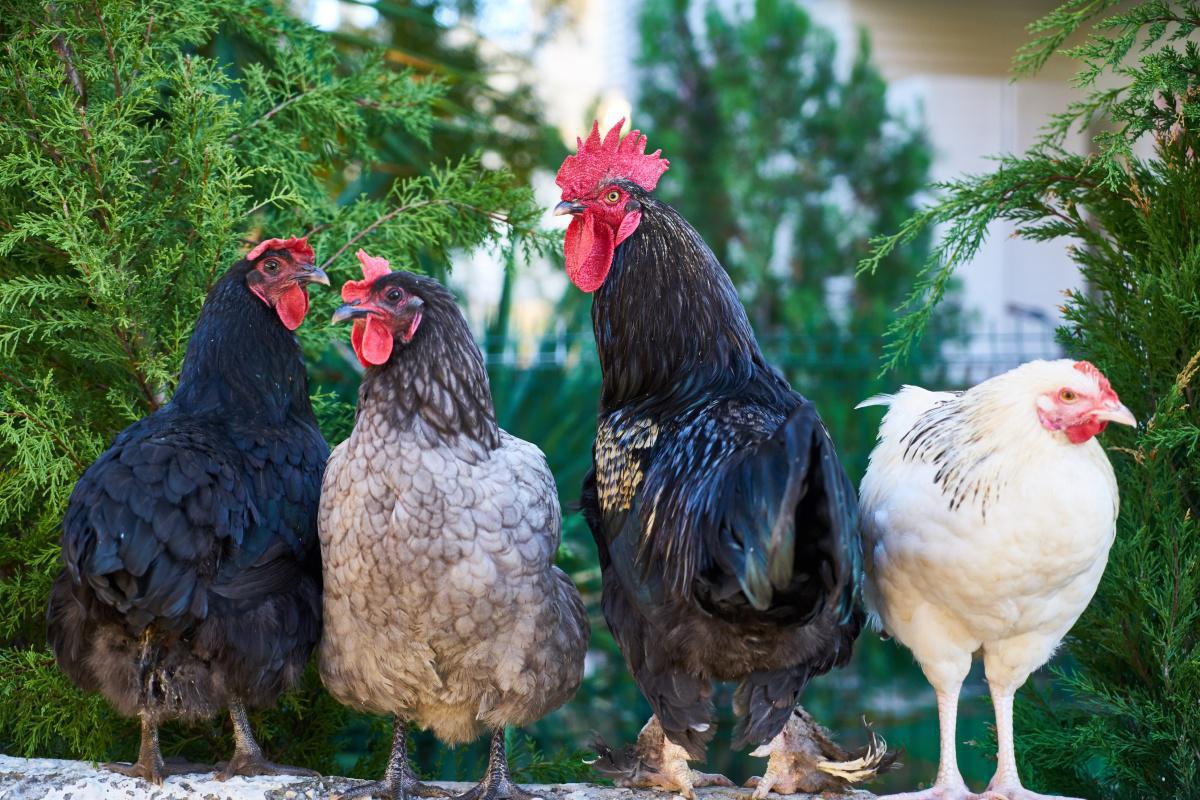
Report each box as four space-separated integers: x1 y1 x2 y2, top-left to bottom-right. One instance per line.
299 264 330 287
554 200 586 216
1095 402 1137 427
331 301 371 325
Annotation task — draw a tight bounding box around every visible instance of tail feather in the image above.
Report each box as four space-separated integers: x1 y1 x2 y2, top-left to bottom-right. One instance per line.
854 393 894 410
714 402 859 617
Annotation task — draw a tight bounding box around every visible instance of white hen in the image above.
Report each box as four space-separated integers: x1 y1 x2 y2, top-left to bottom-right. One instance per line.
858 359 1136 800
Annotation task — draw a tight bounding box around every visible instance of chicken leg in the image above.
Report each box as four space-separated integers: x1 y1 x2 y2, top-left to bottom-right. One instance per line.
979 688 1080 800
336 718 450 800
103 714 211 785
745 705 896 797
877 681 980 800
589 715 732 800
450 728 543 800
216 698 320 780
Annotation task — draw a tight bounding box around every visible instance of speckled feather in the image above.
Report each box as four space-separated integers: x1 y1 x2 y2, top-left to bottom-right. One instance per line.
318 273 588 744
47 258 327 723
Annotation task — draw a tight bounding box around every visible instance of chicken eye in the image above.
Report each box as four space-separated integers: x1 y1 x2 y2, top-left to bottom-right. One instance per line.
1060 388 1078 403
386 288 403 303
263 259 280 273
605 190 621 204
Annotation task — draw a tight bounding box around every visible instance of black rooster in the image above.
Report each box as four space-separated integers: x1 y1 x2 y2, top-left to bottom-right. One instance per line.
554 122 891 797
47 238 330 784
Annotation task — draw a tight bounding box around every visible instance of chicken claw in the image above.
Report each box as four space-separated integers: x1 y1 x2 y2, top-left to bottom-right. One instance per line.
451 729 542 800
589 716 732 800
216 699 319 781
103 715 212 785
979 785 1084 800
745 707 896 797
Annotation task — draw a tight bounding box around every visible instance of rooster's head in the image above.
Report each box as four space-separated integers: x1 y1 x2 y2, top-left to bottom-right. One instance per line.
244 236 329 330
1033 360 1136 443
553 119 669 292
332 249 425 367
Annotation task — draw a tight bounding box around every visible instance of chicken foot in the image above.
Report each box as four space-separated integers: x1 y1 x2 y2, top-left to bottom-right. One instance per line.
451 728 541 800
216 698 320 781
590 715 731 800
977 689 1081 800
103 714 212 785
876 682 982 800
745 705 896 797
336 718 449 800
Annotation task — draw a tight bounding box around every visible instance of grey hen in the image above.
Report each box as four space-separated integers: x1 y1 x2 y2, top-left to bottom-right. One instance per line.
319 250 589 800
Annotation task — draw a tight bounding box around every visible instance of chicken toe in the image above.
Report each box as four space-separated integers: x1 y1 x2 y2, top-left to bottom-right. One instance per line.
589 716 732 800
745 706 896 797
104 716 212 785
334 717 449 800
451 729 543 800
216 700 319 781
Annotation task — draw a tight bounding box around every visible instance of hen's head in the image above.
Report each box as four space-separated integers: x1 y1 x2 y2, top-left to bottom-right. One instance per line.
332 249 426 367
553 119 669 292
244 236 329 330
1027 360 1136 443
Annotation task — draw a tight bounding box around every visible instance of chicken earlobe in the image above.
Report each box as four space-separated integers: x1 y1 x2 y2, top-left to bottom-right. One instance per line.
334 719 450 800
215 698 320 781
744 706 897 798
450 728 543 800
588 716 733 800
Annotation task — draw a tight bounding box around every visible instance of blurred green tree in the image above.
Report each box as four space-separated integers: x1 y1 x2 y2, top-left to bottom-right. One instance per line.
0 0 549 774
862 2 1200 797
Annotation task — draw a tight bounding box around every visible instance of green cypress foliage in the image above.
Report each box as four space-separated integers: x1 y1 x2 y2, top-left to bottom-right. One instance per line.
0 0 546 770
862 3 1200 797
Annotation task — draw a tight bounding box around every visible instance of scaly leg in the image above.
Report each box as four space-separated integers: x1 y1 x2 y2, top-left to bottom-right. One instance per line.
745 705 896 797
104 714 211 785
876 681 981 800
979 689 1081 800
592 715 732 800
216 698 320 781
451 728 542 800
335 718 450 800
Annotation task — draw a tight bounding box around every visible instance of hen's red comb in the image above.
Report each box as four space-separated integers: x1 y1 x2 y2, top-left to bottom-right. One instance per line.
1074 360 1118 402
341 249 393 302
246 236 314 262
556 118 669 199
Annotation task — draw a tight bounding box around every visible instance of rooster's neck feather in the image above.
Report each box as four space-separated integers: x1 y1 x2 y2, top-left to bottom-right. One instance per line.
172 262 314 423
592 196 770 410
359 280 500 450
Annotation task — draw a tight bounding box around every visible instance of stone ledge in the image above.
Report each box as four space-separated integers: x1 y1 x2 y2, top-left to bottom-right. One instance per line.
0 755 876 800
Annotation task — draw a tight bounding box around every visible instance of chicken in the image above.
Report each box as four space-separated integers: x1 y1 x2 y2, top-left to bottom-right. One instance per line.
319 250 589 800
553 120 889 797
858 359 1137 800
46 237 330 784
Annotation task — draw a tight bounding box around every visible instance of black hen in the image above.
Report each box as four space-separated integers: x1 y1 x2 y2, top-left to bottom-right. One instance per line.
555 121 885 796
47 238 329 784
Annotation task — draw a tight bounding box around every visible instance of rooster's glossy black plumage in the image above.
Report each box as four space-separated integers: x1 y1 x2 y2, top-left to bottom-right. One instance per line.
580 182 863 762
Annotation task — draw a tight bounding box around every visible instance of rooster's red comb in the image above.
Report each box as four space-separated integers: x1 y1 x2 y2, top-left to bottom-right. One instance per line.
246 236 314 262
341 249 393 302
556 119 669 199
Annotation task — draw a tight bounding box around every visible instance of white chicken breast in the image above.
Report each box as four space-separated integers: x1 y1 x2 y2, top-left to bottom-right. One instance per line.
859 359 1136 800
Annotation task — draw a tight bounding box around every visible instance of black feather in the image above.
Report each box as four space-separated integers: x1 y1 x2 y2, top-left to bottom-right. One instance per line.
47 257 328 725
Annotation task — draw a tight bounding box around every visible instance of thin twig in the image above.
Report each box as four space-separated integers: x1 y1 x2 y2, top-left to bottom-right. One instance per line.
92 1 122 99
48 4 87 108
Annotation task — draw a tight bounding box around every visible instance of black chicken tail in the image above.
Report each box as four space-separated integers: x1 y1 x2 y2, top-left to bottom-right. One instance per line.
731 665 812 750
714 401 860 619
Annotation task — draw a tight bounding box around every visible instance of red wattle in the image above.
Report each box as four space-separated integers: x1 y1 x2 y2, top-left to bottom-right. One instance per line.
352 317 393 367
564 214 614 293
276 285 309 330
